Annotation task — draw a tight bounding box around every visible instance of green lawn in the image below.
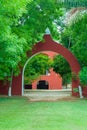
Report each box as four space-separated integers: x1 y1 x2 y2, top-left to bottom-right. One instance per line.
0 97 87 130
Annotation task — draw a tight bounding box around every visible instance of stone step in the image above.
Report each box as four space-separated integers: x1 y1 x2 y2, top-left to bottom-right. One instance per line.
24 89 72 101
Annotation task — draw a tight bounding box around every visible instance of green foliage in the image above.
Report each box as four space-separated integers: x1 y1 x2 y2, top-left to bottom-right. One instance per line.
0 0 63 81
13 0 63 43
52 55 71 85
54 9 87 87
63 73 71 85
79 67 87 86
53 55 71 75
0 0 30 80
24 54 52 84
60 11 87 68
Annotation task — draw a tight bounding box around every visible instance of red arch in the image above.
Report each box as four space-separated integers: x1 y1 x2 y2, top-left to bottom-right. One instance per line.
12 34 80 96
0 34 81 96
27 35 80 96
32 35 80 73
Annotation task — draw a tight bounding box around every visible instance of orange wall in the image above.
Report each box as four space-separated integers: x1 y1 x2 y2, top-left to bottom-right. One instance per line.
32 68 62 90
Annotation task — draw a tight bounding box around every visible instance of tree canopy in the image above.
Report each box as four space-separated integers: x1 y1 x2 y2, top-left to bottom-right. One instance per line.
0 0 30 80
0 0 63 81
52 55 71 86
56 8 87 86
60 10 87 68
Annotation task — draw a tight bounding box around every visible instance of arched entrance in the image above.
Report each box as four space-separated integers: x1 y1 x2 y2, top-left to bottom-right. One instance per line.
11 34 80 96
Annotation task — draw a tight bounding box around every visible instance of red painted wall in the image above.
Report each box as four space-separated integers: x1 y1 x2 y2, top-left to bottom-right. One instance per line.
12 72 22 95
0 34 84 97
0 81 9 95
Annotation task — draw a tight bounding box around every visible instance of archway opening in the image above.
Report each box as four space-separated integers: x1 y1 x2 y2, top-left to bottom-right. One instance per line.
23 52 52 92
37 80 49 89
23 50 72 93
23 51 63 93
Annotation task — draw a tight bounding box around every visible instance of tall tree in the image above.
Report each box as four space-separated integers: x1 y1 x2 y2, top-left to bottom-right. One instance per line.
60 11 87 68
0 0 63 81
60 9 87 86
0 0 31 95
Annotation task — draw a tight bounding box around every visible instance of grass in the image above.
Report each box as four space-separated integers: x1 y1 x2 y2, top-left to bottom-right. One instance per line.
0 97 87 130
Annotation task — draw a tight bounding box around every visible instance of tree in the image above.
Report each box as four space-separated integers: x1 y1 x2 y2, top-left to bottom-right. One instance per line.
60 9 87 91
52 55 71 86
13 0 63 43
0 0 31 95
60 10 87 68
0 0 29 77
0 0 63 81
